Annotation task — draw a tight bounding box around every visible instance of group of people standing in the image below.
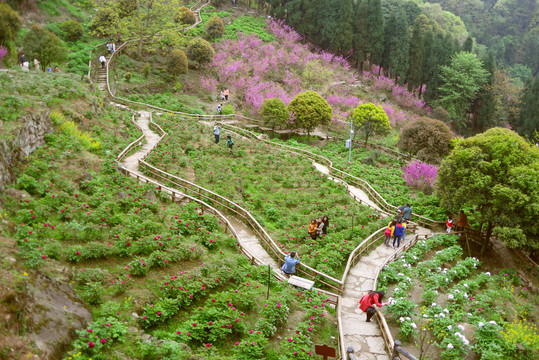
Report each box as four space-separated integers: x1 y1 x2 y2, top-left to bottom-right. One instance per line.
212 124 234 149
19 53 58 72
384 203 412 249
307 216 329 240
217 88 230 115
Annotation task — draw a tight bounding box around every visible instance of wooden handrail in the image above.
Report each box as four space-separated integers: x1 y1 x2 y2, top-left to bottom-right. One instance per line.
219 122 444 229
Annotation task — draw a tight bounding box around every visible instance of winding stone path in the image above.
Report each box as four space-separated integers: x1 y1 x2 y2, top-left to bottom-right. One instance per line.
118 110 280 276
118 108 432 360
313 162 387 215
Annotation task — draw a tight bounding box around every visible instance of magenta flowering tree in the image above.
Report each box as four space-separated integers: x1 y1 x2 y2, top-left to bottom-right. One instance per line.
402 161 438 195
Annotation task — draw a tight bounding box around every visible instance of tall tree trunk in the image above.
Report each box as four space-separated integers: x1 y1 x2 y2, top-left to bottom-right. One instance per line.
418 84 423 99
480 221 493 256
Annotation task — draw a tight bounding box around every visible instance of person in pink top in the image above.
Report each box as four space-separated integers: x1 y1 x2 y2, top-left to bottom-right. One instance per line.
359 290 386 322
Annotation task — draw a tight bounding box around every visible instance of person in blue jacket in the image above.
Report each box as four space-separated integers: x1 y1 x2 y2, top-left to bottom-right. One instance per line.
281 252 300 275
393 221 405 248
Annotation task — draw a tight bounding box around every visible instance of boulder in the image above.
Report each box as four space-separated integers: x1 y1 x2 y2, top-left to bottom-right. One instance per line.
25 272 92 359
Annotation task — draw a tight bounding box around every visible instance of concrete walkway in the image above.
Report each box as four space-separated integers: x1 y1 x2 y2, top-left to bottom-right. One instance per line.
341 244 395 360
311 160 433 359
119 109 432 360
313 162 387 215
118 110 279 275
122 110 161 176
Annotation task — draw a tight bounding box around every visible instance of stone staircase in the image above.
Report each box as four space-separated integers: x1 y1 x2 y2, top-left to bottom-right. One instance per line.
96 55 109 91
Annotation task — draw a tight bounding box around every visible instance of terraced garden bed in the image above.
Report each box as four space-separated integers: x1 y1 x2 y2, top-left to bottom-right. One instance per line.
378 234 539 360
145 115 386 278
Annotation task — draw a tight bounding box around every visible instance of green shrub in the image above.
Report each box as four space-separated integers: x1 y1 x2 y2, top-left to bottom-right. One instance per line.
397 117 453 164
260 98 288 130
167 49 188 77
60 20 84 41
174 6 196 25
142 64 151 78
206 15 225 40
187 37 215 66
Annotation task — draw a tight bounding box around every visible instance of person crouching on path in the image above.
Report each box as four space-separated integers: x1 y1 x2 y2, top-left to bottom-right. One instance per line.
281 251 300 275
308 218 318 240
359 290 386 322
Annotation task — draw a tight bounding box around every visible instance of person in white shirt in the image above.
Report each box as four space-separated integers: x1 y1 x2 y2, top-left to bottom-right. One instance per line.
99 55 106 68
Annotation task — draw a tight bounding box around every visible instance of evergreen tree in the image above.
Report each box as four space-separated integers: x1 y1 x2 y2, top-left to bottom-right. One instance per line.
471 52 496 134
438 52 489 128
319 0 340 51
367 0 384 66
334 0 354 54
419 30 435 98
380 11 397 74
463 35 473 53
407 22 424 92
353 0 369 71
424 33 448 102
515 76 539 139
286 0 317 40
269 0 287 18
389 8 410 83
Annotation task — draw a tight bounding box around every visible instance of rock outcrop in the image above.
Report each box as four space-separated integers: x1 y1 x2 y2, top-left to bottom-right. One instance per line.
0 110 53 190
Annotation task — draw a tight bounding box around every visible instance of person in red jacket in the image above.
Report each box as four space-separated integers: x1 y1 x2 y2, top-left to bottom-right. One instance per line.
359 290 386 322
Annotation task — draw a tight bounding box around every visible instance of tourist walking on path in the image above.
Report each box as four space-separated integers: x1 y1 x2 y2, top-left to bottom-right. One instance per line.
359 290 386 322
446 216 453 233
321 215 329 235
402 203 412 221
384 220 396 247
220 90 225 102
393 221 404 248
226 134 234 150
213 124 221 144
308 218 318 240
53 65 59 72
107 42 112 54
281 251 300 275
224 88 230 102
99 55 106 68
217 103 222 115
33 58 40 71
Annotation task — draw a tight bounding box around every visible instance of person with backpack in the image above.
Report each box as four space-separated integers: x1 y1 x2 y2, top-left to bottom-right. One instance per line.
217 103 222 115
226 134 234 150
359 290 386 322
281 251 300 275
402 203 412 221
393 221 405 248
384 220 396 247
